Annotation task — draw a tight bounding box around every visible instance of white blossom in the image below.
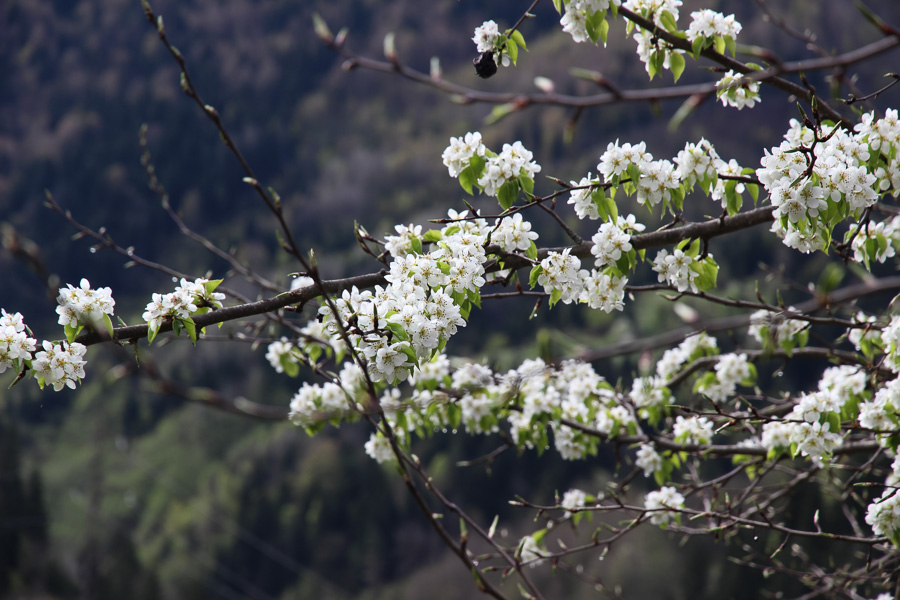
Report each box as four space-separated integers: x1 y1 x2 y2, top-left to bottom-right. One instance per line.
364 433 396 464
472 20 501 53
56 278 115 328
265 337 296 373
686 10 741 43
442 132 485 178
32 340 87 391
561 488 588 517
716 70 761 110
636 444 662 476
644 486 685 525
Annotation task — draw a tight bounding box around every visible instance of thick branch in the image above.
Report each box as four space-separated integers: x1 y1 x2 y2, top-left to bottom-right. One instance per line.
75 271 386 346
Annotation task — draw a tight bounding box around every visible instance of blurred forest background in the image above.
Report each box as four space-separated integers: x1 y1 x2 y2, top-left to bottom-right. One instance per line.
2 0 900 598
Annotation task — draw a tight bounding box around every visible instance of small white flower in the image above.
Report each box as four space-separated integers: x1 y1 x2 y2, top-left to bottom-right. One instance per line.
716 70 761 110
561 488 587 517
364 433 396 464
472 20 501 53
644 485 685 525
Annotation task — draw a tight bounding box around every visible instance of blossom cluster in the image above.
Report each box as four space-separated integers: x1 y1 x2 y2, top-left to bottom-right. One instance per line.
56 278 116 332
537 249 585 305
384 223 424 258
643 485 685 526
289 381 347 427
518 534 547 566
0 310 36 375
760 365 867 465
471 20 500 53
622 0 681 28
32 340 87 392
748 308 807 353
560 488 588 517
566 174 603 220
558 0 621 44
442 135 541 208
629 375 671 420
655 332 718 381
534 248 629 313
312 209 489 385
492 212 539 253
590 215 637 268
849 215 900 267
623 0 684 76
672 415 713 444
685 9 741 44
597 140 681 209
441 132 485 179
265 338 296 374
715 70 761 110
479 141 542 198
694 352 754 403
142 277 225 339
866 488 900 542
2 305 88 391
757 112 900 255
652 248 696 292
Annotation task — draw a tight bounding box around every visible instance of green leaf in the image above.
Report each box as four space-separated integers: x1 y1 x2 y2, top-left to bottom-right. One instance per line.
693 258 719 292
485 103 516 126
103 314 115 340
586 11 609 45
467 287 482 309
147 324 159 345
281 355 300 378
648 51 660 80
826 412 841 434
400 344 418 366
458 167 476 195
505 38 519 66
386 322 409 341
204 278 223 294
599 18 610 45
691 36 706 59
63 322 80 344
497 180 519 210
626 164 642 188
659 10 678 32
671 185 685 212
603 193 618 222
591 189 609 221
693 371 719 395
724 36 736 57
817 262 845 294
526 241 538 261
518 173 535 196
714 36 726 55
549 288 562 307
510 30 527 51
680 237 701 257
423 229 442 243
748 183 759 204
183 318 198 345
725 180 742 215
529 265 543 289
670 52 685 83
